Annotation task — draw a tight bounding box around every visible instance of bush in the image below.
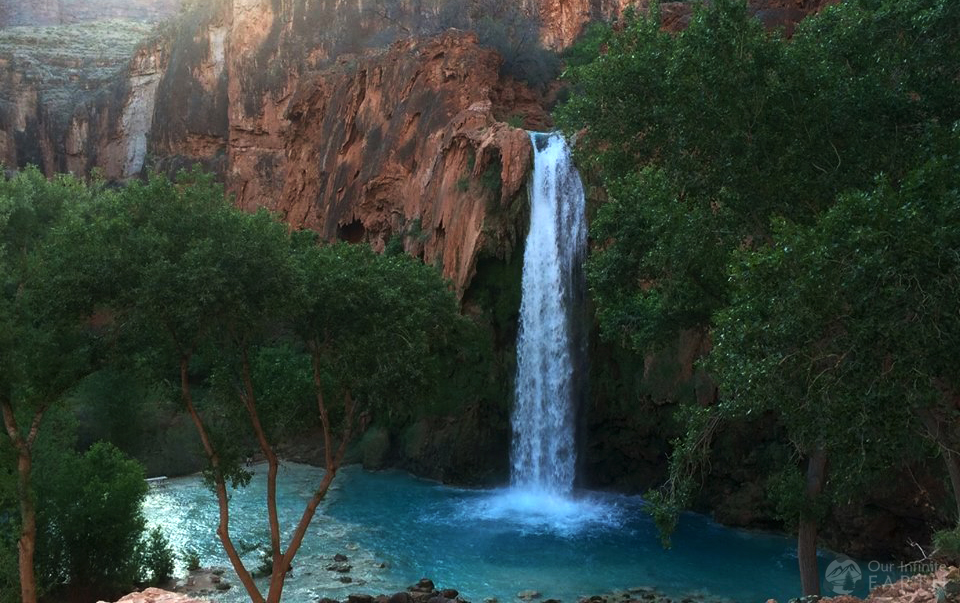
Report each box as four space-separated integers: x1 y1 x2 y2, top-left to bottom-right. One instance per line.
255 546 275 578
181 547 201 572
934 527 960 566
143 527 176 585
0 445 18 603
36 442 148 597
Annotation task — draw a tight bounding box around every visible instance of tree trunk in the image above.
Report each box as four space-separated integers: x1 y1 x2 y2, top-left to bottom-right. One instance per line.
798 448 828 597
179 355 265 603
1 400 42 603
14 448 38 603
269 389 355 603
238 348 287 603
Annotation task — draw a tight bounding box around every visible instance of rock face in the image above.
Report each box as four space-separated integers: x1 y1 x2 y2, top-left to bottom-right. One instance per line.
255 33 539 293
0 0 180 28
0 0 547 292
98 588 211 603
0 20 166 178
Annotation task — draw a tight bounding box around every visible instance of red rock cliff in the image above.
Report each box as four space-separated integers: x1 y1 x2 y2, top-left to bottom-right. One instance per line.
230 32 542 293
0 0 548 294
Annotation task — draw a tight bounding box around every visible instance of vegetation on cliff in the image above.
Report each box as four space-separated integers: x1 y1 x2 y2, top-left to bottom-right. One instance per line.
558 0 960 595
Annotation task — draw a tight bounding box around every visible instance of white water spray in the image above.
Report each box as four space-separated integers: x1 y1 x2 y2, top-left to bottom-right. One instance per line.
510 132 588 495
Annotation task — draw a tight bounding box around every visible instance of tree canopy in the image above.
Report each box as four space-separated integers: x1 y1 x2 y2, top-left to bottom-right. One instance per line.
2 164 472 603
557 0 960 594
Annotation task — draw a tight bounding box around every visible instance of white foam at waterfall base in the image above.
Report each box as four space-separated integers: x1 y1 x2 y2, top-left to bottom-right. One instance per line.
457 487 625 536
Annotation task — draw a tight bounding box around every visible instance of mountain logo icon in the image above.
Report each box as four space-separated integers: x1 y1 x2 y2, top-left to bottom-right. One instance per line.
825 556 863 595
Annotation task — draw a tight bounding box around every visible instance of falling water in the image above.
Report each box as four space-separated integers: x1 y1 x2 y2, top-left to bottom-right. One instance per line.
510 132 588 495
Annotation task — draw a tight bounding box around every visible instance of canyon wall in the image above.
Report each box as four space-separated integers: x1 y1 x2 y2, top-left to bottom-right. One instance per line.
0 0 180 27
0 0 549 292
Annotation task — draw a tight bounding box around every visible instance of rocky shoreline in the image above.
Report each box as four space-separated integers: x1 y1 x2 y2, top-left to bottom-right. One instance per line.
126 572 743 603
814 565 960 603
101 564 960 603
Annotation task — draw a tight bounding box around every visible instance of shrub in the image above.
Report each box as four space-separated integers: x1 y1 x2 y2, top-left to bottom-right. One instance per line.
934 527 960 566
0 527 17 603
181 547 201 572
255 547 274 578
143 527 176 585
36 442 148 597
385 233 405 256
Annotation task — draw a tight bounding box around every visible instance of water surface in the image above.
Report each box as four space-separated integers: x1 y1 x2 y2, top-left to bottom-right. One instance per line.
144 463 836 603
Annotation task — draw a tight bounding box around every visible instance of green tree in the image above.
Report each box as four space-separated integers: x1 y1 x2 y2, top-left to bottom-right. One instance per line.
0 167 102 603
143 526 176 586
83 169 295 602
64 168 467 603
559 0 960 350
556 0 960 595
254 237 465 602
35 442 148 599
704 130 960 591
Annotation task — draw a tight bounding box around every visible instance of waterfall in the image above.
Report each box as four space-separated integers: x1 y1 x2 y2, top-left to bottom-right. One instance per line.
510 132 588 495
463 134 613 531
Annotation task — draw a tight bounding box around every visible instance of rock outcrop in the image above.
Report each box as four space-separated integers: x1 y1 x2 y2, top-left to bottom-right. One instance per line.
0 20 167 177
0 0 547 292
248 33 541 293
97 588 211 603
814 565 960 603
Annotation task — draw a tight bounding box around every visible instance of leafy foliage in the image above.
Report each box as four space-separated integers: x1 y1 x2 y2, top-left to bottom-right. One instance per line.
289 238 467 426
559 0 960 349
142 527 176 586
181 547 201 572
934 526 960 566
556 0 960 554
36 442 148 596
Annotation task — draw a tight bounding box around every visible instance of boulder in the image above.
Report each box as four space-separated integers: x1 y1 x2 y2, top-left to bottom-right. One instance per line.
412 579 436 593
98 588 213 603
